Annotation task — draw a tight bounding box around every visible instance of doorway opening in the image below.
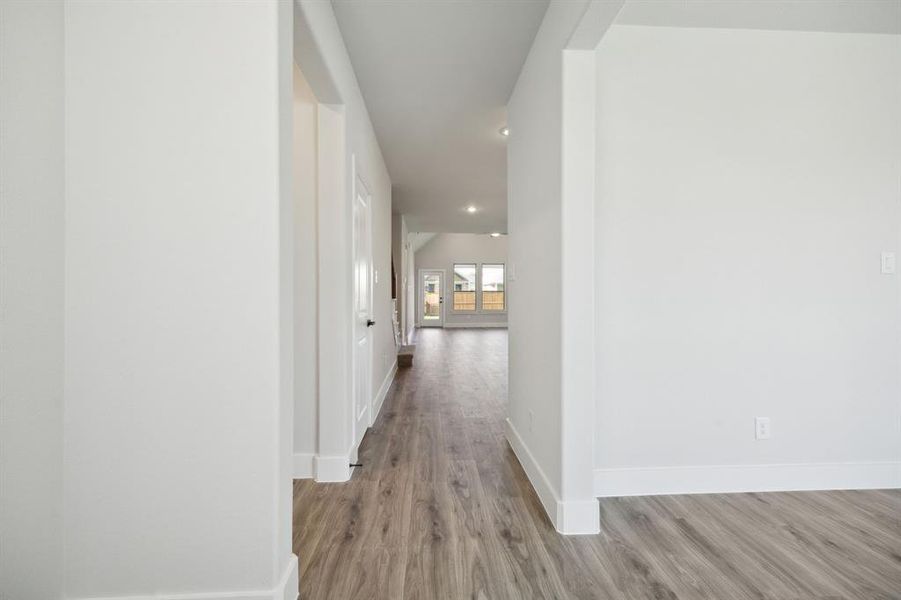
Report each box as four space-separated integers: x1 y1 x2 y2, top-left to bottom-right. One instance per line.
419 269 445 327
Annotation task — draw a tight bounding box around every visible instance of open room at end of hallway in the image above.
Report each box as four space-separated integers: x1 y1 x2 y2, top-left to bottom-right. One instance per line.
413 233 509 330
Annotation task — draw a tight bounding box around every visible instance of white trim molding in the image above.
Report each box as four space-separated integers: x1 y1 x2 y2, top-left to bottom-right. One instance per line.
72 555 298 600
504 418 558 521
314 453 351 483
292 453 314 479
594 461 901 498
371 359 397 426
305 361 397 482
443 322 508 329
504 419 600 535
277 557 299 600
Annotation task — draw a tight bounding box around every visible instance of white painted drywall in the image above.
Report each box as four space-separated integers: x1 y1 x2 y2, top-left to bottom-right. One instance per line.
293 63 319 466
276 0 296 572
0 1 65 597
295 0 394 474
391 213 405 339
314 101 351 474
63 1 295 596
558 48 601 532
371 173 396 402
594 25 901 494
405 230 417 342
414 234 509 327
506 0 590 519
392 213 418 343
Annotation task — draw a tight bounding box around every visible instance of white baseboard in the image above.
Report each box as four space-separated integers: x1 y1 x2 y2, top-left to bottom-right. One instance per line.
504 418 599 535
371 359 397 426
73 555 298 600
556 499 601 534
314 453 351 482
504 419 558 522
278 556 299 600
443 322 507 329
292 453 314 479
594 461 901 498
305 361 396 483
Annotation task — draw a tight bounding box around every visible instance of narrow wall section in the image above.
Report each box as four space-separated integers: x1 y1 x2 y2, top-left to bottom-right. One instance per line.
63 1 295 595
293 63 319 478
0 1 65 596
505 0 588 531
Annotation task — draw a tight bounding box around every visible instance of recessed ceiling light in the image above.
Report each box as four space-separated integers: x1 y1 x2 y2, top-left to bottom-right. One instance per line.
499 126 510 137
490 232 501 238
466 205 477 213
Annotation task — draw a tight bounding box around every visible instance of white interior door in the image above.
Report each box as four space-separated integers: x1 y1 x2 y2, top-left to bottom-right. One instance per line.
352 173 373 449
420 269 444 327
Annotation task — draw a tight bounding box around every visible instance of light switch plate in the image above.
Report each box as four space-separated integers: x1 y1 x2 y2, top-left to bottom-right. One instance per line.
881 252 896 274
755 417 771 440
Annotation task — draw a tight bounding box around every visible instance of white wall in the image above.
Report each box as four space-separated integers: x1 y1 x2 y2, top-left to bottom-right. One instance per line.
371 174 395 403
594 25 901 496
293 63 318 472
404 229 419 341
507 0 585 511
0 1 65 597
295 0 394 481
391 213 406 340
507 0 612 533
391 212 418 344
62 1 295 597
414 234 509 327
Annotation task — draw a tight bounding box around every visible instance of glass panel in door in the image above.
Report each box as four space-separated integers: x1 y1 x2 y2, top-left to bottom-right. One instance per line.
422 272 442 326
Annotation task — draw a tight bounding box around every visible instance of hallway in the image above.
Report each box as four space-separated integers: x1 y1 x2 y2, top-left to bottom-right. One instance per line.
293 329 901 600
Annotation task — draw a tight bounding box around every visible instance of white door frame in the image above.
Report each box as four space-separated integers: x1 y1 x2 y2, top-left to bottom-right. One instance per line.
351 158 373 452
418 268 445 328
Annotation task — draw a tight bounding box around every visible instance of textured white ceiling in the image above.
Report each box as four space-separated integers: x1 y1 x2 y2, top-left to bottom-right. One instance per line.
332 0 549 233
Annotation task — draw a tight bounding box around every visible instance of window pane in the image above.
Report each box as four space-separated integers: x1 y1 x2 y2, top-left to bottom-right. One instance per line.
423 273 441 320
453 264 476 311
453 264 476 291
482 264 505 311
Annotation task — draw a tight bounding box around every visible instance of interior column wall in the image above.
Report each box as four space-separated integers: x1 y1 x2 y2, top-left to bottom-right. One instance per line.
405 231 416 341
0 1 65 596
62 1 295 595
293 63 319 477
505 0 589 530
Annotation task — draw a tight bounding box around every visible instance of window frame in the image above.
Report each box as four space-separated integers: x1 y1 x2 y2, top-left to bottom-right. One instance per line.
451 262 478 312
479 263 506 313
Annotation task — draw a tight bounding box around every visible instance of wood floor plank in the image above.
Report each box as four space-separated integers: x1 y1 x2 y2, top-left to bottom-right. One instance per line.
292 328 901 599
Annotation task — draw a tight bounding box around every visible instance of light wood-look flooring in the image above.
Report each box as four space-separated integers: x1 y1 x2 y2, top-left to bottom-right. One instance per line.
293 328 901 599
